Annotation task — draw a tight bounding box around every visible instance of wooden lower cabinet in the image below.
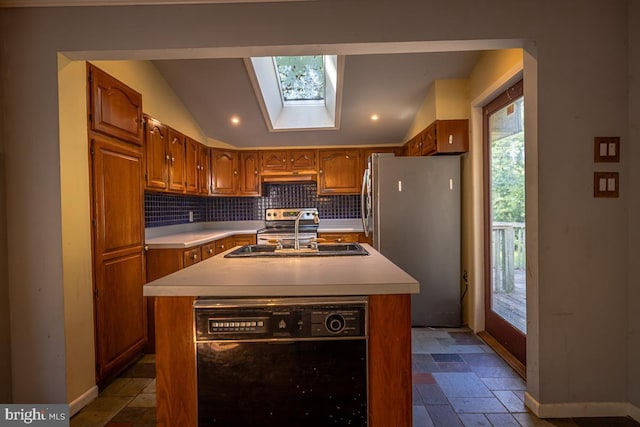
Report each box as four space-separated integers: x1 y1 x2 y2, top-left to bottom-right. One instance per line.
154 294 412 427
318 232 361 243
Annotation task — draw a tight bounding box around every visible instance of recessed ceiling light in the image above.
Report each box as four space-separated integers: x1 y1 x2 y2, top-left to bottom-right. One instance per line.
230 116 240 125
370 114 380 121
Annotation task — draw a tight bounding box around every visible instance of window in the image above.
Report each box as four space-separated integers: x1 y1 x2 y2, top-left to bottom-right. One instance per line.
245 55 342 131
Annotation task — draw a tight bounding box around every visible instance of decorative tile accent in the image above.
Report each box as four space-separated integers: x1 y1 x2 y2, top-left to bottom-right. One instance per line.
145 183 360 227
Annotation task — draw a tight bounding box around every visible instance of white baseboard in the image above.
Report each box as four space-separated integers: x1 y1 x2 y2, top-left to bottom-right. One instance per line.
69 385 98 417
525 392 640 421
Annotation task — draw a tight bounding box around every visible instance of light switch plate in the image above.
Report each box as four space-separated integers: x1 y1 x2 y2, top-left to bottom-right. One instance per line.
594 137 620 163
593 172 619 198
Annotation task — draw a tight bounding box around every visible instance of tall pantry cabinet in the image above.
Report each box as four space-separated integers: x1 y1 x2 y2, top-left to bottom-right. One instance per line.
88 64 147 384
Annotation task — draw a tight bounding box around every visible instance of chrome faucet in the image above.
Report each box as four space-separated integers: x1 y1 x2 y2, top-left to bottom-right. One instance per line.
294 210 320 250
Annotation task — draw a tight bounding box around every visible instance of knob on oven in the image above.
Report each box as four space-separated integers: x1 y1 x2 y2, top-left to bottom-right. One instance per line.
325 313 345 334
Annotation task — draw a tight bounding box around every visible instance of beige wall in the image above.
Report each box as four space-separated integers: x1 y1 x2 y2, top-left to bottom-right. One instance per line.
58 56 95 406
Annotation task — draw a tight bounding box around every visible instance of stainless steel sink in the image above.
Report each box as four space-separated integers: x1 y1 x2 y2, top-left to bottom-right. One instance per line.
224 243 369 258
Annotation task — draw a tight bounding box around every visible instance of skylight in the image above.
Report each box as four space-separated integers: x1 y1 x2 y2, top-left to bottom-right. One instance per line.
245 55 343 131
274 56 325 102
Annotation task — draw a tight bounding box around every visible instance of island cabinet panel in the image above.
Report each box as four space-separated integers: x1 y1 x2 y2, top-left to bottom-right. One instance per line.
88 64 143 146
318 149 362 195
368 294 412 427
318 232 360 243
155 296 197 427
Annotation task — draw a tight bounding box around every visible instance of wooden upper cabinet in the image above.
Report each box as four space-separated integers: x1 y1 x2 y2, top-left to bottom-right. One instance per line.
144 116 169 190
198 144 211 196
403 119 469 156
88 64 143 146
238 151 261 196
318 149 362 195
432 119 469 154
211 149 238 195
167 128 187 192
261 150 317 174
261 150 288 173
185 137 199 194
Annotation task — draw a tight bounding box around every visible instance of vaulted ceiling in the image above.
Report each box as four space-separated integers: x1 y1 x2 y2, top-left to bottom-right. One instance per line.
152 51 481 148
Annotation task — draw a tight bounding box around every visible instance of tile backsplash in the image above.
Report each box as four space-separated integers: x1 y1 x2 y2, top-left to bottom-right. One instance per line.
145 183 360 227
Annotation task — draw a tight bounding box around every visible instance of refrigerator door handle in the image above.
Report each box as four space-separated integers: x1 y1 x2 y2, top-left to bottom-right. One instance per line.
361 168 370 237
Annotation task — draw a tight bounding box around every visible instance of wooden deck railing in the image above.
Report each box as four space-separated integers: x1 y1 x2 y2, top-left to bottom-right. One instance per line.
492 222 525 292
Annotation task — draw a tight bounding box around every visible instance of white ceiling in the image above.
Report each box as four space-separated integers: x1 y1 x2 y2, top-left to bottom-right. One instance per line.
152 51 481 148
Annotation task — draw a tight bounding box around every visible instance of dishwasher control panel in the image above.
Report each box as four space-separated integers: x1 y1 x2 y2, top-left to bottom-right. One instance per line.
194 297 367 342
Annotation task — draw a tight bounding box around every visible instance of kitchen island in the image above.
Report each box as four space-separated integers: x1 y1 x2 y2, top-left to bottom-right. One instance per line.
144 244 419 427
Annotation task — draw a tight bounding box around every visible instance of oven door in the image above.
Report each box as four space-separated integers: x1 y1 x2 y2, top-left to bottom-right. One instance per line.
196 339 368 426
256 232 317 247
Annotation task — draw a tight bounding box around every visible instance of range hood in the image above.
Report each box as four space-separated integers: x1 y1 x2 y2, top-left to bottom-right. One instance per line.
261 172 317 183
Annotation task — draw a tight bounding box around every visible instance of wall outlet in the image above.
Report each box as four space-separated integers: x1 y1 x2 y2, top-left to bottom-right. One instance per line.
189 211 194 222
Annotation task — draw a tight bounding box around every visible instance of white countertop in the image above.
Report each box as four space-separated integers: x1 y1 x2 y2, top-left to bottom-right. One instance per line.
143 244 419 297
145 219 365 249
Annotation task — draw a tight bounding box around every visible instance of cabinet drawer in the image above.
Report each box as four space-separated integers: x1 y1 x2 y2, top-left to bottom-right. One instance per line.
232 234 257 247
183 248 201 267
201 243 216 260
318 233 360 244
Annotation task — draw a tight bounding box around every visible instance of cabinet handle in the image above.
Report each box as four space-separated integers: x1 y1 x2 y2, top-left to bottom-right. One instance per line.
282 158 286 163
337 238 343 243
171 156 175 163
233 170 238 175
191 254 198 260
345 155 350 159
319 169 323 174
448 134 454 144
208 248 213 255
165 154 170 160
254 170 258 175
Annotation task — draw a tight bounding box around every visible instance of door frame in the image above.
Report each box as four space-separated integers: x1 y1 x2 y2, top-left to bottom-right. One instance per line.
482 79 527 366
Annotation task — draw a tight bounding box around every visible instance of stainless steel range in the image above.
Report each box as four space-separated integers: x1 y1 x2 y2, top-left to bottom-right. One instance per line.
256 208 319 248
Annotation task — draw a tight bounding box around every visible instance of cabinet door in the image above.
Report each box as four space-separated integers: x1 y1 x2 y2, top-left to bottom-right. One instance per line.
239 151 261 196
183 247 201 267
421 124 437 155
405 134 423 156
90 134 146 382
318 149 362 194
144 116 168 190
198 145 211 196
168 128 187 192
185 137 199 194
89 64 143 145
290 150 317 171
211 149 238 195
435 119 469 153
260 150 288 173
232 234 257 247
318 233 360 243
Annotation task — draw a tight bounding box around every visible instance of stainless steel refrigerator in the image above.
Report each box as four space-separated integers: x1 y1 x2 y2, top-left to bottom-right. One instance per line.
362 153 461 327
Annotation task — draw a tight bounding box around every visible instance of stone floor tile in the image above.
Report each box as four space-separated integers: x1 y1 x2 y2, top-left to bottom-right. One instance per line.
142 379 156 394
413 385 423 404
432 372 493 398
481 376 527 391
415 384 449 405
471 366 522 379
544 419 580 426
413 405 435 427
432 353 464 363
101 378 153 398
120 363 156 379
436 362 472 373
412 337 452 354
460 353 509 368
449 345 491 354
512 412 557 426
485 413 521 426
426 405 464 427
449 332 484 345
70 397 131 427
413 373 436 384
448 397 508 414
459 413 491 426
573 417 640 426
413 354 440 373
127 393 156 408
493 390 527 413
110 407 156 424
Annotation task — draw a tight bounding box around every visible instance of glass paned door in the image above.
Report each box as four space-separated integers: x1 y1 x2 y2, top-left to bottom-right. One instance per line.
483 80 526 365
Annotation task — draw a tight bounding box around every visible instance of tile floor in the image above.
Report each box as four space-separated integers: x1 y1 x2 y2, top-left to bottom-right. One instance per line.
70 329 640 427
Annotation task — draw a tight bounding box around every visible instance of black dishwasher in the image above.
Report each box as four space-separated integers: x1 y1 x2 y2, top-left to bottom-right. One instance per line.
194 297 368 427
